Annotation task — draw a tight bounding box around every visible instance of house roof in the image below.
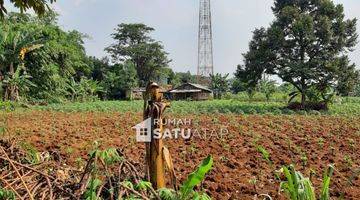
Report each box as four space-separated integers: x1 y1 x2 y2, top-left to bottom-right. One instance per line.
132 87 168 93
169 83 212 93
169 89 202 93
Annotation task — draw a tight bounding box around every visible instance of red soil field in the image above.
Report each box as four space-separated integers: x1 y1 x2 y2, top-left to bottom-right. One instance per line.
2 111 360 199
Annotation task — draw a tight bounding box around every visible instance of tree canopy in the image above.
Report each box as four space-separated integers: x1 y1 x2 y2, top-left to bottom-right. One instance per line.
106 23 171 87
236 0 359 108
0 0 55 18
0 13 179 102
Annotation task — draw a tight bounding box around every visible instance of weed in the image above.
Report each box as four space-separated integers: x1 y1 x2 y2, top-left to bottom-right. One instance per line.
256 145 272 165
249 177 258 193
344 155 353 168
347 139 355 150
317 138 325 148
300 154 308 167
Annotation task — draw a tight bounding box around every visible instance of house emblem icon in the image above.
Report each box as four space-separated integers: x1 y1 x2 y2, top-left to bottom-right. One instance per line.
132 117 152 142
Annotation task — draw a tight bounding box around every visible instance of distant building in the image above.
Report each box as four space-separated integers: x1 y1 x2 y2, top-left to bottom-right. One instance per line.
167 83 212 101
129 83 212 101
130 88 146 100
129 86 171 100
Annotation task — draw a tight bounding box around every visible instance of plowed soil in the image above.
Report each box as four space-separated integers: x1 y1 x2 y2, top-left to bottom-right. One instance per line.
1 111 360 199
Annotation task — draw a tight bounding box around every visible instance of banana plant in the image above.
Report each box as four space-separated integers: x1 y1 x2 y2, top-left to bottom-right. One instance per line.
3 65 36 101
0 26 43 101
279 165 334 200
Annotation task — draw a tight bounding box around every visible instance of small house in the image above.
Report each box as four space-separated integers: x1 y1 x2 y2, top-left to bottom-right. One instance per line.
129 86 170 100
167 83 212 101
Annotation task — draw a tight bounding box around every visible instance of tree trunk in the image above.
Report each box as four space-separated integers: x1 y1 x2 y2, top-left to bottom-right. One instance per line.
9 62 14 74
4 62 20 101
301 91 306 109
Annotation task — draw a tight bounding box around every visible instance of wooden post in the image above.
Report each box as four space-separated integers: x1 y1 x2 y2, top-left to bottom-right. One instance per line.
143 82 169 189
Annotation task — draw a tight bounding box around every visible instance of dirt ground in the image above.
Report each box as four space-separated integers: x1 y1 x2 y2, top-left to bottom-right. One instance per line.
1 111 360 199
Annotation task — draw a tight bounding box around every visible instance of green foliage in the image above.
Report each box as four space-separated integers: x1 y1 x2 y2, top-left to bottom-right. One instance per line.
230 78 247 94
0 101 15 111
279 165 334 200
135 180 152 191
65 77 102 102
237 0 359 108
258 78 277 101
89 146 123 166
20 142 41 164
96 148 123 166
120 155 213 200
170 71 197 87
0 12 93 102
355 83 360 97
84 178 102 200
158 188 177 200
0 0 56 18
105 23 171 87
26 98 360 116
180 155 213 199
101 61 138 100
256 145 272 165
0 187 15 200
0 19 43 101
210 73 229 99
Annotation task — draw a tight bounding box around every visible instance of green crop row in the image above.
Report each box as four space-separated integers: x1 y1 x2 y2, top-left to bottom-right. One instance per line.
3 99 354 116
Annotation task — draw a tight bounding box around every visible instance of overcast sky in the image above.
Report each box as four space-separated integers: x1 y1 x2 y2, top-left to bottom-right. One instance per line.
7 0 360 75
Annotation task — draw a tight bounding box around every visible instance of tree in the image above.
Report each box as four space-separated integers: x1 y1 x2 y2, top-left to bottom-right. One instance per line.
101 61 138 100
169 71 197 87
237 0 358 108
355 83 360 97
209 73 229 99
230 78 246 94
105 23 171 87
87 56 111 82
0 0 56 18
335 57 360 96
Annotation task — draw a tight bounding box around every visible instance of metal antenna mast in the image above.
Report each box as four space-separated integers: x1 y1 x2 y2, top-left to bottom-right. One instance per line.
197 0 214 78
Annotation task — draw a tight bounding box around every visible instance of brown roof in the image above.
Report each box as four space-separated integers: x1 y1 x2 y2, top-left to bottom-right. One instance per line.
168 83 212 93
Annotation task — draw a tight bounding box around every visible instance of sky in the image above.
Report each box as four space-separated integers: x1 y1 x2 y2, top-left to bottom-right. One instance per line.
6 0 360 76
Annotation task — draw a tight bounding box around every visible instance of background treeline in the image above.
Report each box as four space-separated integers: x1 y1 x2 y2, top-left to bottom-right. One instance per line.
0 12 204 103
2 0 360 109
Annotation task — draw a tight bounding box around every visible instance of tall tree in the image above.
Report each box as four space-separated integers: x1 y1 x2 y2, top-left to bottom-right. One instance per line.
237 0 358 108
105 23 171 87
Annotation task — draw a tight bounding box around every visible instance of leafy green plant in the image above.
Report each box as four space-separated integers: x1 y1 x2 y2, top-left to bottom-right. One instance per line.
20 142 41 164
84 178 102 200
0 187 15 200
179 155 213 199
279 165 334 200
127 155 213 200
256 145 272 165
